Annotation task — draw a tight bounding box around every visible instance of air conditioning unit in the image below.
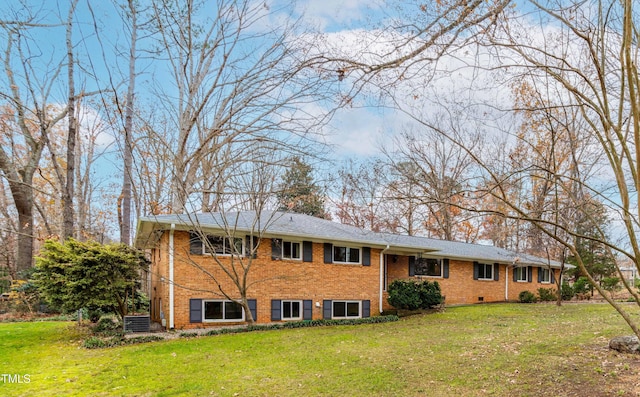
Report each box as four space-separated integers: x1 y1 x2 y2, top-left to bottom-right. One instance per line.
123 315 150 333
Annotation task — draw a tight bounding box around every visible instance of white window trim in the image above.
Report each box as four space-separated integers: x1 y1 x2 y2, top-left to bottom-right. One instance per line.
515 267 528 282
332 300 361 319
333 245 362 265
202 300 245 323
415 258 443 278
203 235 245 257
477 263 494 281
281 240 302 261
540 268 551 284
281 300 303 321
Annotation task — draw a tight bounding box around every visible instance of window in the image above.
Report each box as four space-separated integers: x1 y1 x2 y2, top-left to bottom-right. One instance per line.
203 236 244 256
539 268 551 283
332 301 361 319
333 246 360 264
203 300 244 322
415 258 442 277
282 300 302 320
477 263 493 280
515 267 528 282
282 241 301 260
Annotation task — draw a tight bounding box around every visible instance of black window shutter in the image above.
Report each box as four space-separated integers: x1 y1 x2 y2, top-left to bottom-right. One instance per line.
323 300 332 319
409 256 415 276
271 239 282 260
513 267 518 282
473 261 479 280
528 266 533 283
271 299 281 321
303 241 313 262
443 259 449 279
362 247 371 266
324 243 332 264
494 263 499 281
303 300 312 320
189 232 203 255
362 300 370 318
189 299 202 323
551 269 556 283
248 299 257 322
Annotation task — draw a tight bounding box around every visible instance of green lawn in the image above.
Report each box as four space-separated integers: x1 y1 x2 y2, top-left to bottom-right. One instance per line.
1 303 639 396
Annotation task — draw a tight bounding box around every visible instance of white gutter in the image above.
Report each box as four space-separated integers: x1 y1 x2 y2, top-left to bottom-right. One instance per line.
379 244 390 314
169 224 175 329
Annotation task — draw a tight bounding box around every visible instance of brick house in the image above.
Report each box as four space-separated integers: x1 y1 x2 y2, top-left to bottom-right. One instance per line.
134 211 563 330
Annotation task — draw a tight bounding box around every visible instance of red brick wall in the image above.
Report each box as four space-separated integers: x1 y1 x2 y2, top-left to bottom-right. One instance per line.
150 230 561 329
383 256 560 309
154 230 382 329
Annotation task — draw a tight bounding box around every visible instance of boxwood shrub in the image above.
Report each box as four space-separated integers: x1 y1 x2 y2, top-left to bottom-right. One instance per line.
387 279 444 310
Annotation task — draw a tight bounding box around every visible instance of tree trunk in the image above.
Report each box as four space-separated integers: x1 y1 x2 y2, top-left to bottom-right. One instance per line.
12 181 34 274
120 0 137 245
63 1 78 239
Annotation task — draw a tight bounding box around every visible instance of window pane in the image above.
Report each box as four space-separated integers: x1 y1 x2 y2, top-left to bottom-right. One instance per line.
291 301 300 318
541 269 550 282
291 242 301 259
347 302 359 317
334 246 346 262
283 241 292 258
427 259 441 276
480 264 492 279
478 264 486 279
283 301 292 318
224 302 243 320
231 238 243 255
333 301 346 317
207 236 225 255
204 301 223 320
348 248 360 263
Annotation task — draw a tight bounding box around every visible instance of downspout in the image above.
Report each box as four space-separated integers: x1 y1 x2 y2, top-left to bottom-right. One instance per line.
380 244 390 314
169 224 175 329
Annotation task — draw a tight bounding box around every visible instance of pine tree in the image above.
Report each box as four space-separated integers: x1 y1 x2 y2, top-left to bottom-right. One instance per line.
277 157 326 218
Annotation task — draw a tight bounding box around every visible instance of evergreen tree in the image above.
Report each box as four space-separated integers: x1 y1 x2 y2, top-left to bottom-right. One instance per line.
277 157 326 218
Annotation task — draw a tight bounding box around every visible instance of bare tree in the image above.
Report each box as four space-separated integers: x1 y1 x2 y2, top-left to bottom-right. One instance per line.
149 0 332 214
0 14 70 273
385 123 482 242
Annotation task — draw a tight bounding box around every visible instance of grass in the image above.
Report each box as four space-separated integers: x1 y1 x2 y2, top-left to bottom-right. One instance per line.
1 303 640 396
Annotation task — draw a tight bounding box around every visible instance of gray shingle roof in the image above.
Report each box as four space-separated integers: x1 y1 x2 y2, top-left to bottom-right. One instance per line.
135 210 566 268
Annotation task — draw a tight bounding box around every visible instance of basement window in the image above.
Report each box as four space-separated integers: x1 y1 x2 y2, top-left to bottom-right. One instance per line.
332 301 361 319
203 300 244 322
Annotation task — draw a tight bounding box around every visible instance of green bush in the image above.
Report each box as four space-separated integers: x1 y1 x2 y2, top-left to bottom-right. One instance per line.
601 277 621 294
573 277 590 295
196 315 401 337
518 290 537 303
93 316 122 335
560 283 574 300
387 279 444 310
537 288 556 302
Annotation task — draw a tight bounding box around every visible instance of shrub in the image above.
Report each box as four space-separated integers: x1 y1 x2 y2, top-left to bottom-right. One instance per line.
387 279 444 310
196 315 401 338
518 290 537 303
560 283 574 300
601 277 621 295
93 316 122 335
537 288 556 302
573 277 590 296
83 336 108 349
